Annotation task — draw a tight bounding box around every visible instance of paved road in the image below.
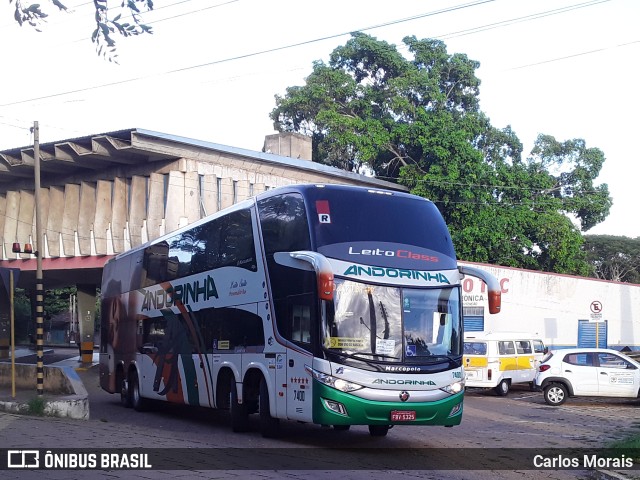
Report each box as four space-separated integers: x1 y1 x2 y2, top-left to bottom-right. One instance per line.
0 358 638 480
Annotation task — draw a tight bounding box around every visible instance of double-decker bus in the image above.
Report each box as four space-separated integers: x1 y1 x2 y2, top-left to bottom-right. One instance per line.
99 184 501 437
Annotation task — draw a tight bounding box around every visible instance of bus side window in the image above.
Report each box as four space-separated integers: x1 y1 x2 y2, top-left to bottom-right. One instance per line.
257 193 311 256
291 305 312 344
197 307 265 353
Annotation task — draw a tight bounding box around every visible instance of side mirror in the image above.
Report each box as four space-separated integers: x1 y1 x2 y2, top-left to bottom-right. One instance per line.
284 251 335 301
458 265 501 314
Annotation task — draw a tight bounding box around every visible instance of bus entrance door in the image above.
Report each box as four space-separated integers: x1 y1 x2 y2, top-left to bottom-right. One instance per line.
286 349 314 422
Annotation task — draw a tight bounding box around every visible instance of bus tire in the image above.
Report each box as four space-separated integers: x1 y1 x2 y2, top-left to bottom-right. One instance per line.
494 380 509 396
368 425 390 437
130 370 148 412
259 377 280 438
230 378 249 433
120 373 131 408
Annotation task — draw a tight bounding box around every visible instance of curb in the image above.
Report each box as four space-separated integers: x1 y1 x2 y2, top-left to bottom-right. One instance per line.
593 469 638 480
0 365 89 420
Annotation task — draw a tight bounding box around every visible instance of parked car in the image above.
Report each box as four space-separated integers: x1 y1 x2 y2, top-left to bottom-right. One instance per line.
534 348 640 406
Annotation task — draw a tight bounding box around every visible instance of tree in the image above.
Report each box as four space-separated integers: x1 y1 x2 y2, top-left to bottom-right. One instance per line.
271 33 611 275
10 0 153 62
583 235 640 283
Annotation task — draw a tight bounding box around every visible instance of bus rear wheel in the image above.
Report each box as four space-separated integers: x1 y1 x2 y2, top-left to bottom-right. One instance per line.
259 377 280 438
230 378 249 432
120 372 131 408
130 371 147 412
368 425 390 437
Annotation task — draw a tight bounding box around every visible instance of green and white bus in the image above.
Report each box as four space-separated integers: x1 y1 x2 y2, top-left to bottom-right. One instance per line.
99 184 501 437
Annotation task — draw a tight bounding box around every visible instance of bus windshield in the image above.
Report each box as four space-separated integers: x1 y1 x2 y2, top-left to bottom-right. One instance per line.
323 279 462 363
309 187 458 270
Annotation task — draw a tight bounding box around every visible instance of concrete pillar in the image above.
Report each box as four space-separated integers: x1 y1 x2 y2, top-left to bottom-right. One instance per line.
62 184 80 257
129 176 146 248
220 177 234 209
76 284 96 365
17 190 35 259
111 178 127 254
94 180 112 255
147 173 164 242
202 174 217 216
33 187 50 256
3 191 19 258
46 186 64 257
165 171 185 233
252 183 266 196
0 284 8 359
0 194 6 257
78 182 96 256
236 180 250 203
185 171 200 225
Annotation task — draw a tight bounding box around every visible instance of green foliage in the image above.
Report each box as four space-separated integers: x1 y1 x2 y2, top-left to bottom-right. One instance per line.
583 235 640 283
44 287 77 321
10 0 153 62
13 289 32 342
27 396 46 416
271 33 612 275
13 287 79 341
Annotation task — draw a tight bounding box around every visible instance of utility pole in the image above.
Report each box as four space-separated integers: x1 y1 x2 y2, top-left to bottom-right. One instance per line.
33 121 44 396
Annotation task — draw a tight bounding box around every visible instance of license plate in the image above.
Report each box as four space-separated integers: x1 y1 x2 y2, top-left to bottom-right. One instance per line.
466 370 478 379
390 410 416 421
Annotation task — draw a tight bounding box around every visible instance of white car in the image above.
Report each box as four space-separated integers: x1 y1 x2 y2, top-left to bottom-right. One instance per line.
534 348 640 406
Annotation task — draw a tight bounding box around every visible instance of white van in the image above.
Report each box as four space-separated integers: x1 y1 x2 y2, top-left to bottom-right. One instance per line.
463 332 547 396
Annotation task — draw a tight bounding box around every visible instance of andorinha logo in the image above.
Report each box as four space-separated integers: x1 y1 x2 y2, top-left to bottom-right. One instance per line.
372 379 437 386
342 265 450 284
141 275 218 311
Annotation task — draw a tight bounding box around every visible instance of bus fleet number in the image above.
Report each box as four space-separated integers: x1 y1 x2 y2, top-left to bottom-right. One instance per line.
293 390 305 401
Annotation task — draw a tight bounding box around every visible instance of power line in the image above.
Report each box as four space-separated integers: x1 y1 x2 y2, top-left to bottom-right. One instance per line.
508 39 640 70
0 0 496 108
0 0 629 110
437 0 611 40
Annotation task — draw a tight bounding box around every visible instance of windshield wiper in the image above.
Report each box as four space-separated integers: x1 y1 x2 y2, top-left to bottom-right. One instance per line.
421 355 456 365
324 349 399 362
342 351 399 361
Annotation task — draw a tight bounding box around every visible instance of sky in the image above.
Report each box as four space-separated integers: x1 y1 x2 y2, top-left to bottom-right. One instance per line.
0 0 638 238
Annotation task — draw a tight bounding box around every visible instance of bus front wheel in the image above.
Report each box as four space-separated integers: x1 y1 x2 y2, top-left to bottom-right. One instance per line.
259 377 280 438
368 425 390 437
230 379 249 432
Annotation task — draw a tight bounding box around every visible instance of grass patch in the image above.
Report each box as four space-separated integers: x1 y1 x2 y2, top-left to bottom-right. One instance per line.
26 396 46 416
610 434 640 450
607 433 640 466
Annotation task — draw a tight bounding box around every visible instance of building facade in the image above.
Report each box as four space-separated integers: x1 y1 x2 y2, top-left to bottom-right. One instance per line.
460 261 640 350
0 128 405 354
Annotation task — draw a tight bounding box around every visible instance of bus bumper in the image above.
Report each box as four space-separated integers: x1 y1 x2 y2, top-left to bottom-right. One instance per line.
312 382 464 427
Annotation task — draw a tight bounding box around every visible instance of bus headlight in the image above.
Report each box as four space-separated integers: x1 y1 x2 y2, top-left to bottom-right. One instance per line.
440 380 464 395
312 370 364 393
